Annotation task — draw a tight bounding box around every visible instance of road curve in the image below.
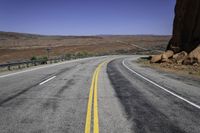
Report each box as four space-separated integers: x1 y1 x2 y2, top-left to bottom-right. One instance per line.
0 55 199 133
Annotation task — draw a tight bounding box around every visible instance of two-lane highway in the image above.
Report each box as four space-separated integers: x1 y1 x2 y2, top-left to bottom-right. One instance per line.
0 56 109 133
0 55 199 133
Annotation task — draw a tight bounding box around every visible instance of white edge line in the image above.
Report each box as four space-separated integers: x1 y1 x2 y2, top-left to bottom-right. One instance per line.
122 59 200 110
39 76 56 85
0 56 106 78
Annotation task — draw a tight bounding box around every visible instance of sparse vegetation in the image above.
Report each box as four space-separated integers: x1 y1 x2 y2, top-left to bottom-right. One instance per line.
30 56 37 61
0 31 170 63
30 56 48 64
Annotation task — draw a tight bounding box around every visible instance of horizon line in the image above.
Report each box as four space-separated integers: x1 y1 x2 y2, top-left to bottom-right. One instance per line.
0 30 172 37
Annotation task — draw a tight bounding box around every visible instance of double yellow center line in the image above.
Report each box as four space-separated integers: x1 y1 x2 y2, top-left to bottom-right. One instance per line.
85 61 106 133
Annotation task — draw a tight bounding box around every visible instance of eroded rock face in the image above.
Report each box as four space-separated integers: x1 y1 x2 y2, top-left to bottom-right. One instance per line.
151 0 200 64
167 0 200 53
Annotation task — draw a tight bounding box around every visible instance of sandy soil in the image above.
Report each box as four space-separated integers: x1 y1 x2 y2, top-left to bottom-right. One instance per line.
0 32 170 63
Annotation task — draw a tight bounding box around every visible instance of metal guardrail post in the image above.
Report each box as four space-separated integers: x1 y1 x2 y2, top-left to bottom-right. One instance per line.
18 64 21 69
8 65 11 71
26 63 29 68
0 56 71 71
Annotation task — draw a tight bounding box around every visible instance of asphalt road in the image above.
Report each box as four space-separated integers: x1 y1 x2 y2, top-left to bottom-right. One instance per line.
0 55 199 133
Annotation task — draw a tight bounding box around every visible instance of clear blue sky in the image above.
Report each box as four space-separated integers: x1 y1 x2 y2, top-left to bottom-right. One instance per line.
0 0 175 35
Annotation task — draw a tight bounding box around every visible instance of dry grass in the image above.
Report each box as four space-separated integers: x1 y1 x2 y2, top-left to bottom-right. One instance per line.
0 31 170 63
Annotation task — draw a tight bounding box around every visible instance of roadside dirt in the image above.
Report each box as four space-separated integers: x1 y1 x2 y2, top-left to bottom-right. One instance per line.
137 57 200 78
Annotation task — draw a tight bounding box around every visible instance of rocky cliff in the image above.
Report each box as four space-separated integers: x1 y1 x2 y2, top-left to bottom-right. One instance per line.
167 0 200 53
151 0 200 64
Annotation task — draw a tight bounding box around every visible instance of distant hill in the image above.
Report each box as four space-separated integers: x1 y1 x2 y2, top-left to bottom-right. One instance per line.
0 31 102 40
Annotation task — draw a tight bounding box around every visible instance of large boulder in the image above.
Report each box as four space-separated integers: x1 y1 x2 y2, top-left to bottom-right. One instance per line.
189 45 200 63
183 45 200 65
150 54 162 63
161 50 174 62
173 51 188 64
150 50 174 63
167 0 200 54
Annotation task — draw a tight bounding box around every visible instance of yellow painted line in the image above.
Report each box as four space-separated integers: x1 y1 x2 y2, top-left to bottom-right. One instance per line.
85 61 106 133
85 69 97 133
93 65 100 133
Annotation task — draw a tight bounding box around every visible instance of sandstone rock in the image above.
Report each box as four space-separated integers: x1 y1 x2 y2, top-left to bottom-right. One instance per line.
151 1 200 65
164 50 174 58
150 54 162 63
150 50 174 63
173 51 187 59
161 54 168 62
183 45 200 65
188 45 200 63
167 0 200 54
173 51 188 64
161 50 174 62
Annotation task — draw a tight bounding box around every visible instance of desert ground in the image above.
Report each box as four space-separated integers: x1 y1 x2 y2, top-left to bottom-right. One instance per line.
0 31 170 63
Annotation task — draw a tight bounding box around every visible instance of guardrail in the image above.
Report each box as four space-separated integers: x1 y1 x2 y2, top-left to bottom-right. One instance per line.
0 57 68 71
